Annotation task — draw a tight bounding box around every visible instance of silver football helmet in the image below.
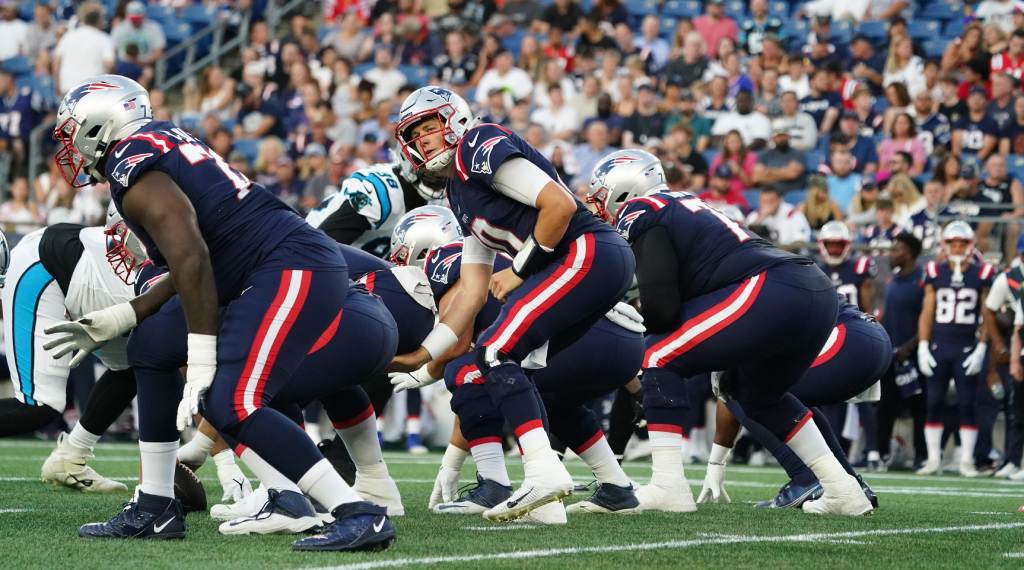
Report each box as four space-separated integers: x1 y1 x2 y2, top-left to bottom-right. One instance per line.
0 228 9 288
389 205 462 268
104 201 149 285
817 220 853 266
54 75 152 187
394 86 474 174
390 147 448 201
586 149 668 222
942 220 975 266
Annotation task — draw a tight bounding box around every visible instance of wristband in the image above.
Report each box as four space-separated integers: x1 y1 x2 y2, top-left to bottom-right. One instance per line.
187 333 218 366
421 323 458 360
512 234 555 278
109 302 139 333
412 364 440 383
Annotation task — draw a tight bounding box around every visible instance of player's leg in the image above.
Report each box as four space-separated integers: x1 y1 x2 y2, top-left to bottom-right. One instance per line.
952 353 982 477
920 348 954 475
636 368 697 512
1009 377 1024 479
404 389 426 454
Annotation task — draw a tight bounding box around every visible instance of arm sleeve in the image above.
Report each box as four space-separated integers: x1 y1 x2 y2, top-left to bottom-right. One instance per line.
462 235 497 267
632 225 681 335
985 273 1010 312
491 157 555 207
316 200 371 245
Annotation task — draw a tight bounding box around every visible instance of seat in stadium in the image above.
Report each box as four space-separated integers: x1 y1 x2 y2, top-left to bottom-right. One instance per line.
743 190 761 211
920 1 963 20
624 0 659 18
908 19 940 40
399 65 432 88
146 4 174 24
2 57 31 78
662 0 702 19
856 20 888 42
1008 155 1024 182
783 189 807 206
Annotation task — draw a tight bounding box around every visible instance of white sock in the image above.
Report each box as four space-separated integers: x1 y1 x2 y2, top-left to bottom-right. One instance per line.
649 425 686 485
959 426 978 466
177 431 215 465
516 421 551 455
238 447 301 493
139 441 177 499
304 422 322 443
576 433 631 487
406 416 421 435
65 424 101 456
470 439 510 486
925 424 943 464
785 412 849 487
297 458 361 512
334 408 387 477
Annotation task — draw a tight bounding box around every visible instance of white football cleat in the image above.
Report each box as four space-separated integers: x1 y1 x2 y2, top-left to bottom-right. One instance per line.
353 471 405 516
40 434 128 493
635 479 697 513
211 484 268 521
218 489 320 535
482 455 573 522
959 462 981 478
516 500 567 525
801 476 874 516
915 459 941 476
1009 468 1024 481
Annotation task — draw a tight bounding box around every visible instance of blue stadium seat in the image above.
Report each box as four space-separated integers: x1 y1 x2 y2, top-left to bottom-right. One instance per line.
146 4 174 23
163 21 193 45
908 19 940 40
659 16 678 38
923 39 946 60
743 190 761 211
833 19 853 36
662 0 701 19
182 5 216 27
768 1 789 18
2 57 32 78
783 189 806 206
233 138 260 165
1008 155 1024 183
353 63 374 76
920 1 963 20
501 29 527 58
856 20 888 41
943 18 965 37
725 0 746 20
399 65 432 88
624 0 659 18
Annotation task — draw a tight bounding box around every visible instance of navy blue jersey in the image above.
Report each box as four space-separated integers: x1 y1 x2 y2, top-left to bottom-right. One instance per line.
953 114 999 156
924 259 995 344
337 242 391 278
358 267 434 354
106 120 340 302
940 192 996 230
614 191 800 300
448 123 612 259
800 92 842 128
903 208 939 251
423 239 512 338
883 264 924 348
916 113 951 156
862 223 901 252
0 85 45 141
133 261 169 296
817 256 876 307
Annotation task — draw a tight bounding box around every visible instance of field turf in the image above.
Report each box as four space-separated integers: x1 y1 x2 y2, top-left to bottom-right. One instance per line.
1 439 1023 569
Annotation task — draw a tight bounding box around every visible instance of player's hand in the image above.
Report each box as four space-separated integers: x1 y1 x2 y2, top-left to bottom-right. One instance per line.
177 334 218 432
213 450 252 503
389 346 430 373
917 341 937 377
390 365 441 393
605 302 646 333
429 465 462 509
43 302 137 367
962 342 987 376
697 462 731 504
489 268 523 303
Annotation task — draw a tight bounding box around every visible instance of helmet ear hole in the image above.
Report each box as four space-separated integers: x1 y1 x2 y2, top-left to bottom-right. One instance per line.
86 124 102 138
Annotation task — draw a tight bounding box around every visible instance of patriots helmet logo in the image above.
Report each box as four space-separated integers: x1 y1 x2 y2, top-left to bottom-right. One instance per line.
60 81 120 115
394 212 439 241
593 154 639 181
426 87 453 101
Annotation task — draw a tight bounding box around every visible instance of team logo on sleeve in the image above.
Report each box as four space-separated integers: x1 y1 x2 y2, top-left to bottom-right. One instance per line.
470 136 506 175
430 252 461 285
615 208 645 238
111 153 154 187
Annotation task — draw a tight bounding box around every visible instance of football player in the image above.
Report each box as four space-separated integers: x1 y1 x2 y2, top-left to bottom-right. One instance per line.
43 75 393 551
916 221 994 477
391 86 636 521
590 149 873 516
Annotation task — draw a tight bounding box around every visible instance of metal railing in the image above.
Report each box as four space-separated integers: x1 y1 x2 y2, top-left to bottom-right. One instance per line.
155 14 251 92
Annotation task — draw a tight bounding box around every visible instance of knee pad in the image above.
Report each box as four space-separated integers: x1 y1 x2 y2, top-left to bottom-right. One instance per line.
475 347 533 404
641 368 690 410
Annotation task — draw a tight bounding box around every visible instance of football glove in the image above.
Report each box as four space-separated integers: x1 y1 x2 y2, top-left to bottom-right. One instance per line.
917 341 937 377
962 342 987 376
177 334 217 432
390 365 440 394
43 302 137 367
213 449 252 503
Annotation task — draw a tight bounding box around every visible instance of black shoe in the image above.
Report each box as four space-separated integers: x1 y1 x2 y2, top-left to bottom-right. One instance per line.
291 501 394 552
567 483 640 513
79 491 186 539
855 474 879 509
432 475 513 514
318 436 357 486
754 479 823 509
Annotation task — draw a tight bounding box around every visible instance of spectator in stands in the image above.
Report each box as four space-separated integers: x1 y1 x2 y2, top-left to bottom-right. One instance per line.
622 84 666 148
953 86 1000 162
836 115 880 174
879 113 927 177
53 2 114 94
976 0 1023 34
474 48 533 107
266 155 305 211
847 35 885 95
755 68 782 116
357 101 394 148
206 126 233 161
590 0 628 27
710 130 756 195
546 140 577 184
912 90 952 158
661 32 708 91
115 43 147 85
664 88 711 152
847 176 882 226
537 0 582 34
254 137 287 188
1001 94 1024 154
884 36 926 98
0 1 28 61
827 146 862 213
236 68 287 139
573 120 617 185
0 176 41 234
530 84 580 141
745 185 811 251
46 181 103 226
636 15 670 72
0 66 46 169
570 76 601 123
479 88 510 126
942 22 985 75
701 75 731 123
700 164 750 211
860 193 899 254
711 89 769 149
943 162 996 250
754 119 807 192
197 66 237 122
992 29 1024 81
740 0 783 57
979 153 1024 258
932 153 964 200
800 173 844 229
433 30 477 87
305 142 347 205
902 179 945 251
694 0 737 60
575 14 617 57
882 82 913 135
800 68 840 134
779 91 818 151
888 173 925 225
938 73 968 125
326 11 370 64
780 54 811 99
25 3 57 60
364 47 406 104
665 123 708 188
990 73 1018 133
534 59 577 108
111 1 165 67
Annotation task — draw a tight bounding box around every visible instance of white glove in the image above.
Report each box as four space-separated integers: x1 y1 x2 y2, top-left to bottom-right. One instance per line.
604 302 646 333
962 342 988 376
213 449 252 503
917 341 937 377
390 365 440 394
43 303 137 367
429 465 462 509
176 334 218 432
698 462 731 503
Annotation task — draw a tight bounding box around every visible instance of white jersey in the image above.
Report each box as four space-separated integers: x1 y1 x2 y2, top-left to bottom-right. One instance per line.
67 227 134 370
306 163 408 257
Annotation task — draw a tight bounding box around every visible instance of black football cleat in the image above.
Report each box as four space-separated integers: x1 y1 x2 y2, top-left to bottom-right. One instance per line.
754 479 823 509
79 491 186 539
855 474 879 509
292 501 394 552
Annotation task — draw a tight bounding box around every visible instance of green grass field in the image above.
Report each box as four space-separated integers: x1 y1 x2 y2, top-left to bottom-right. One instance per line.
1 439 1023 569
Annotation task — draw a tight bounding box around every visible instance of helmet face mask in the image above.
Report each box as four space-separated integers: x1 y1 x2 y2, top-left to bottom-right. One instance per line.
394 86 473 174
816 220 853 265
53 118 92 188
104 203 148 286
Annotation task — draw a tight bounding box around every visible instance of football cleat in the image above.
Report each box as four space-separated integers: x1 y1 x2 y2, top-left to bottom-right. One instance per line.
353 471 405 516
915 459 941 475
211 484 268 521
41 433 128 493
865 451 886 472
1009 468 1024 481
801 476 874 516
517 500 567 525
995 463 1020 479
959 461 981 478
318 436 357 486
566 483 641 514
754 480 823 509
291 501 395 552
432 475 512 515
405 434 428 455
855 474 879 509
79 490 186 539
219 489 320 535
482 482 573 522
635 479 697 513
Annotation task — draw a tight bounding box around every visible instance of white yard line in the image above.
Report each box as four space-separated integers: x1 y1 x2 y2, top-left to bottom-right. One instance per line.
298 522 1024 570
1004 552 1024 558
0 508 30 513
461 525 537 531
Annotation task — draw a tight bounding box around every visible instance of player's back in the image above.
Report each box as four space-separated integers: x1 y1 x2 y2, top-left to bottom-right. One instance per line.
424 239 510 338
307 163 409 257
925 259 994 344
106 120 335 301
358 267 435 353
614 191 801 300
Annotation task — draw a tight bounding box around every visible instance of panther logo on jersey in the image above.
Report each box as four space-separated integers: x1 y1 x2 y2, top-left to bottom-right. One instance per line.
470 136 506 175
430 252 461 285
111 153 154 187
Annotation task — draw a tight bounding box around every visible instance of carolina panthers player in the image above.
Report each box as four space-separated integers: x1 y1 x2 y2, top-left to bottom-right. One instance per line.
592 149 873 516
43 75 392 551
391 86 636 521
306 150 446 257
916 221 994 477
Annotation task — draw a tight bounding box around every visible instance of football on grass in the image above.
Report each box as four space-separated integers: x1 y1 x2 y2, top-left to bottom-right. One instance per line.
174 461 207 513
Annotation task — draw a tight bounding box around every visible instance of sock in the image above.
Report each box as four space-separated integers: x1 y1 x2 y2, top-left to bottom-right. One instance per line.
177 430 215 466
65 423 101 456
297 458 361 512
648 424 686 486
406 416 421 435
959 426 978 466
783 412 849 488
237 446 301 492
304 422 322 443
333 406 386 476
812 407 856 477
469 438 510 486
515 420 551 456
139 440 177 499
925 423 943 464
575 431 631 487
